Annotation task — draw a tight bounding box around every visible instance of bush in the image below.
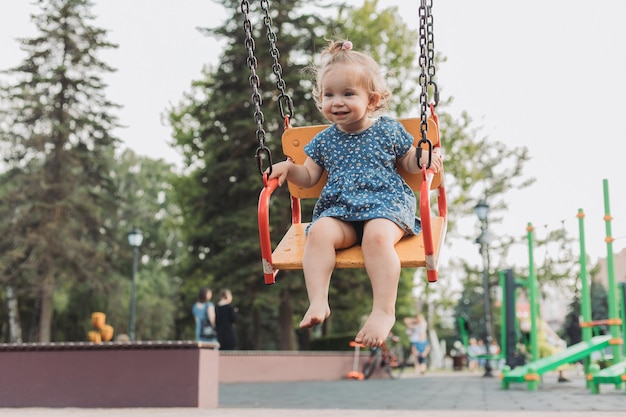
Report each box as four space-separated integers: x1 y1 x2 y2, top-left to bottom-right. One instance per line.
309 333 356 351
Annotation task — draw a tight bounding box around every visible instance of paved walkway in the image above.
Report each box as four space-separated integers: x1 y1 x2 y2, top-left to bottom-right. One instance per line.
3 369 625 416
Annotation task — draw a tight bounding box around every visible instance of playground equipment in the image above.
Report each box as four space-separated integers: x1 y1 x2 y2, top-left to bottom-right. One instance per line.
498 266 612 392
458 316 503 367
586 179 626 394
347 341 365 380
244 0 447 285
588 284 626 393
501 179 625 392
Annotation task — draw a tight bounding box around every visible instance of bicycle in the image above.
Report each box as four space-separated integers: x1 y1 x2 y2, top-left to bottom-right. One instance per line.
362 336 407 379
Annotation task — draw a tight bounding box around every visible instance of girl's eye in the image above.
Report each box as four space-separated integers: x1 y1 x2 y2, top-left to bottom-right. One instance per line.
345 92 354 96
324 92 333 97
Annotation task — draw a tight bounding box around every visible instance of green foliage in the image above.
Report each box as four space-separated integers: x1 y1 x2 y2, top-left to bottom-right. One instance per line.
333 0 421 116
590 278 609 332
563 295 582 345
169 0 329 349
454 277 488 340
309 332 357 351
0 0 121 342
105 150 183 341
1 1 182 343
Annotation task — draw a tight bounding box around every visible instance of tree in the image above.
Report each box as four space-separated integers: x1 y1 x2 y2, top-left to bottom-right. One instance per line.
563 296 582 345
589 278 609 334
334 0 423 117
95 149 183 341
169 0 329 349
0 0 122 342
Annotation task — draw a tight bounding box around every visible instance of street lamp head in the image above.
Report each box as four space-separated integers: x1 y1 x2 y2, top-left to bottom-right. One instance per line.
127 226 144 248
474 199 490 222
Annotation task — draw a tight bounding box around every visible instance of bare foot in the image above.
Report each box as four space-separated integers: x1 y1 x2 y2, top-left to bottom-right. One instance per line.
354 310 395 347
299 303 331 328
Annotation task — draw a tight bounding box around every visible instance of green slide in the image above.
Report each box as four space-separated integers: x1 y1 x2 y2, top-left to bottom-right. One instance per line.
588 360 626 394
501 335 612 391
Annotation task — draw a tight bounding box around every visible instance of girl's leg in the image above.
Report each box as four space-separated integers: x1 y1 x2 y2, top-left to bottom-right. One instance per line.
355 219 405 347
300 217 356 328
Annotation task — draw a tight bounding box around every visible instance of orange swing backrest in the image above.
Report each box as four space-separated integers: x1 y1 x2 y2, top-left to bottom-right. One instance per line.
281 117 442 199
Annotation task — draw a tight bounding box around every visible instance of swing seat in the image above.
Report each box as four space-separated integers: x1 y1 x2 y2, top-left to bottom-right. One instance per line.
258 117 447 284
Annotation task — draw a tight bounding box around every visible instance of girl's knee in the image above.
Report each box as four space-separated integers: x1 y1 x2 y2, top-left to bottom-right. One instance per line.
361 233 388 252
362 219 403 249
361 227 397 251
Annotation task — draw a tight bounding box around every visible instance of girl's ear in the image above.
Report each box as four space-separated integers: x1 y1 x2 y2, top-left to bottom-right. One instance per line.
368 92 381 109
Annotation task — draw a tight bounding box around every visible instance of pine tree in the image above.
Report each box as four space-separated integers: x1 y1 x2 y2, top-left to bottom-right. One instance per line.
169 0 328 350
0 0 121 342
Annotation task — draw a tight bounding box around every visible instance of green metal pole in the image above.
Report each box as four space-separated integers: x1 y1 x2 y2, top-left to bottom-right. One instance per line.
602 178 623 363
577 209 592 343
459 316 469 348
577 209 592 385
499 270 507 361
527 223 539 363
620 283 626 356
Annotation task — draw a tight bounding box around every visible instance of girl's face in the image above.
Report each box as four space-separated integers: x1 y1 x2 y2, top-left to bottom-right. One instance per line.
319 63 380 133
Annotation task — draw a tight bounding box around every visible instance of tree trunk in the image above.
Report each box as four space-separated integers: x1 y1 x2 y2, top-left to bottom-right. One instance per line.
38 272 54 342
6 285 22 343
279 287 296 350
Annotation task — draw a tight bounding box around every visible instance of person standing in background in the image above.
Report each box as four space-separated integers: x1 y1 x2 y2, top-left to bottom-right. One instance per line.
215 288 238 350
405 314 430 374
467 338 481 372
192 287 217 342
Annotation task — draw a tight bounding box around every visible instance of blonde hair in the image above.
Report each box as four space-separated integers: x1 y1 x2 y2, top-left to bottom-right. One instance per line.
310 40 391 114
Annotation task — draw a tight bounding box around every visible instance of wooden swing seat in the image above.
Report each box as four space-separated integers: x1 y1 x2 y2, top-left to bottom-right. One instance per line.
271 217 446 269
258 117 447 284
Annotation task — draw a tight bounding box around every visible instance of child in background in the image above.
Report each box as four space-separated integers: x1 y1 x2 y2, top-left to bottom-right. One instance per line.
405 315 430 373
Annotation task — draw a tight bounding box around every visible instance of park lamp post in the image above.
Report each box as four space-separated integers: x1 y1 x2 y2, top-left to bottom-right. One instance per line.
127 226 144 342
474 199 494 377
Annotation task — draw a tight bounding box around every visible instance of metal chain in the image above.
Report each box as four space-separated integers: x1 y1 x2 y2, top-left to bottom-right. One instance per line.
241 0 272 176
418 0 428 137
260 0 293 121
417 0 432 169
426 0 439 108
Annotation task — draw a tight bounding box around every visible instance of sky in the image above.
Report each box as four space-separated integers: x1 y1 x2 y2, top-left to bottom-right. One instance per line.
1 0 626 269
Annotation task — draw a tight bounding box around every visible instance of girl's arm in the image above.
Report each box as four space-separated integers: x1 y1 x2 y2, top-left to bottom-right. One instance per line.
267 157 324 188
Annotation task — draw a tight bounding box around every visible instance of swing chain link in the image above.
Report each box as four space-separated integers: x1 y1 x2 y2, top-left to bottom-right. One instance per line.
417 0 434 169
425 0 439 108
260 0 294 121
241 0 273 177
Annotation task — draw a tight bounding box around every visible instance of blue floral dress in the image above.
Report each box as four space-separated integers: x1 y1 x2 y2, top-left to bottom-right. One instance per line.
304 116 421 235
